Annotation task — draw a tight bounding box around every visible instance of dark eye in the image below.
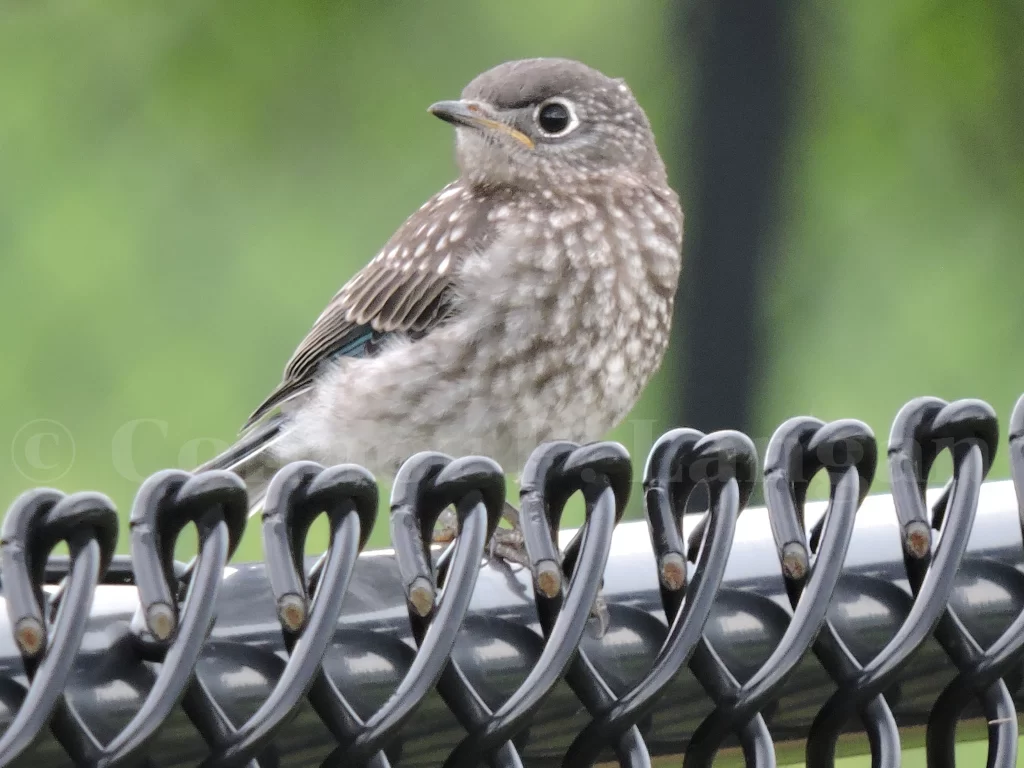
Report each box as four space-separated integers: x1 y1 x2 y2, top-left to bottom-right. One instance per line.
535 98 578 137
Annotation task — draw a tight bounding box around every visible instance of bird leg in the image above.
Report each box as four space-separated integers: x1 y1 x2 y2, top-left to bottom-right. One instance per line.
432 503 530 565
432 500 610 637
488 502 532 568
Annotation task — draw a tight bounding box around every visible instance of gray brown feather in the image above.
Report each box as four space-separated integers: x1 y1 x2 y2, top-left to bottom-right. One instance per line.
243 181 498 429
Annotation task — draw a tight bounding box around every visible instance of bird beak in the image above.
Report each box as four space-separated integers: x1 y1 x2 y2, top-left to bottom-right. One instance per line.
428 99 535 149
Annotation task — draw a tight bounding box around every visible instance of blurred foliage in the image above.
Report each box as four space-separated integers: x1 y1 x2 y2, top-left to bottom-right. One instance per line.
1 0 1022 564
761 0 1024 488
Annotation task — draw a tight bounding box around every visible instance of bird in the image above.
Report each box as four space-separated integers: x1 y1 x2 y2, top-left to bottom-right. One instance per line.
198 57 683 630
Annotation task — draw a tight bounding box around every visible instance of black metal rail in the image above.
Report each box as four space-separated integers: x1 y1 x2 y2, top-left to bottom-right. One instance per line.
2 394 1024 767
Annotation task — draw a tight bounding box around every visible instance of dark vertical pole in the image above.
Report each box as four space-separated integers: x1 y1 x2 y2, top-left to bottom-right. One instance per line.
671 0 796 435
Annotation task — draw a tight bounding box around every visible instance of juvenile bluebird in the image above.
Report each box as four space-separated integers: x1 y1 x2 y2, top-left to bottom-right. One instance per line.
199 58 683 626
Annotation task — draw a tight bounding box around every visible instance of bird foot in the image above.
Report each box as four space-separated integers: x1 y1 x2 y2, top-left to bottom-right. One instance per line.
488 523 531 569
431 503 610 638
433 507 460 545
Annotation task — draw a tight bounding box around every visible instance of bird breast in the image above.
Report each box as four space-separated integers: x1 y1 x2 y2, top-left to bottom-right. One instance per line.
452 185 683 453
292 184 682 477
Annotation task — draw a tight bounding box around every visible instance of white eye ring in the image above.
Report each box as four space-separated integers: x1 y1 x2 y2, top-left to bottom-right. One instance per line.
533 97 579 138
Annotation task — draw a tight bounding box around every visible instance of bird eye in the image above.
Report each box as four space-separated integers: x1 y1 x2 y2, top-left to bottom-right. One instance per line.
534 98 578 137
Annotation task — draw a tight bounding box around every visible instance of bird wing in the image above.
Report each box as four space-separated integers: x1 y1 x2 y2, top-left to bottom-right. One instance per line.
242 181 495 430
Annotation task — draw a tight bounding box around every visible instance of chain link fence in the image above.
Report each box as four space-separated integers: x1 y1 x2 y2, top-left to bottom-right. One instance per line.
1 394 1023 767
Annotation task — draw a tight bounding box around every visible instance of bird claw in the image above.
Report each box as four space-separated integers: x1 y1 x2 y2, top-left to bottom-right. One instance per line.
433 507 459 544
488 524 530 569
588 590 610 639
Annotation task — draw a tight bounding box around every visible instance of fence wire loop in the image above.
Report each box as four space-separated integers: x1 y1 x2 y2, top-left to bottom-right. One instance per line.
680 419 875 768
92 469 243 767
442 440 630 768
806 397 997 767
918 393 1024 767
526 441 643 768
323 452 505 767
898 400 1022 768
564 429 755 768
125 469 247 765
0 489 118 766
185 462 378 768
678 430 756 565
762 418 878 602
762 418 898 768
261 462 379 636
396 453 518 768
127 469 247 649
4 394 1024 767
1011 392 1024 541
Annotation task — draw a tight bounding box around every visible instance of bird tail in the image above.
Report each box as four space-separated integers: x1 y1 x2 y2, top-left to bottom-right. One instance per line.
195 414 288 514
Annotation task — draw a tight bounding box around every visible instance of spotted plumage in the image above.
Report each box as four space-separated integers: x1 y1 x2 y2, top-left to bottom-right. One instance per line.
199 59 683 621
243 180 497 427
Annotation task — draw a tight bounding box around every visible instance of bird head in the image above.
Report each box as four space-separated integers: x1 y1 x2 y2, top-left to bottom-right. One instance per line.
429 58 667 192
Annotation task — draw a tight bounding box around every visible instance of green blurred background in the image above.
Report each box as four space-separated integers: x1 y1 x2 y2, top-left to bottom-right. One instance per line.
4 0 1022 544
1 0 1023 763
